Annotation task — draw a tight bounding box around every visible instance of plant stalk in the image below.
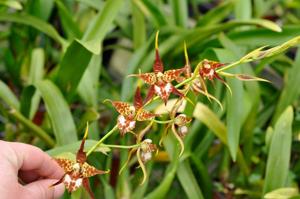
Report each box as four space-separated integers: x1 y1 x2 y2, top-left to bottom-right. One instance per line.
9 109 55 147
86 125 118 156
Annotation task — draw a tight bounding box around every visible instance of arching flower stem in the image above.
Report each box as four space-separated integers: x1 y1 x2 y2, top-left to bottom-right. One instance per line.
86 125 118 156
103 143 141 149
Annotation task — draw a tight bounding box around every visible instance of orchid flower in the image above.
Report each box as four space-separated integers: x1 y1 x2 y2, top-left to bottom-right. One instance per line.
131 32 186 105
51 124 109 199
107 87 156 135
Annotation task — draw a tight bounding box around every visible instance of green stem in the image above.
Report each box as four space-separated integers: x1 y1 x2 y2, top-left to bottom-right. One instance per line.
9 109 55 147
153 119 174 124
104 143 141 149
216 60 242 73
86 125 118 156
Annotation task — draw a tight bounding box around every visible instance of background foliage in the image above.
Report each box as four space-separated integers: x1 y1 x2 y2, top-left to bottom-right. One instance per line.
0 0 300 198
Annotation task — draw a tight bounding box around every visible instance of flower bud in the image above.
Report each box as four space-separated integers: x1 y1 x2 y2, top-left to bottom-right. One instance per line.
177 125 188 138
140 139 157 163
174 114 192 126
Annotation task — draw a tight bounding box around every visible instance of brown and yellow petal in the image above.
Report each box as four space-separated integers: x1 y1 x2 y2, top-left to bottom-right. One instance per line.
54 158 75 173
163 68 186 82
81 162 109 178
138 72 157 85
136 109 156 121
111 101 135 117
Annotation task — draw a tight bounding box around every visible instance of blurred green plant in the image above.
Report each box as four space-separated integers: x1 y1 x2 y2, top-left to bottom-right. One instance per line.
1 0 300 199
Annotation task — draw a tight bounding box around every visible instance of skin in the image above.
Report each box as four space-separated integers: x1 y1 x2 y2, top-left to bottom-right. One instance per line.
0 140 65 199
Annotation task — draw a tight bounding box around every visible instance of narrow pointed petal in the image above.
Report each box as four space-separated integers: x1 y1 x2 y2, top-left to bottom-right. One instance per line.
154 49 164 73
144 85 155 104
184 42 192 78
55 158 75 173
163 68 186 82
154 32 164 73
50 174 66 187
235 74 270 82
77 123 89 163
82 162 109 178
136 109 156 121
171 86 184 98
119 148 136 174
131 72 157 85
82 178 95 199
171 124 184 157
136 148 148 185
134 87 144 110
110 101 134 117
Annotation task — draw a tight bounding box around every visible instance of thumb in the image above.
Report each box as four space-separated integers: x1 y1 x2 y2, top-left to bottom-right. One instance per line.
23 179 65 199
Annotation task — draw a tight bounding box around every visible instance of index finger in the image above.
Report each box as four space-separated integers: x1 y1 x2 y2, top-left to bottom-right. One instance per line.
10 142 64 179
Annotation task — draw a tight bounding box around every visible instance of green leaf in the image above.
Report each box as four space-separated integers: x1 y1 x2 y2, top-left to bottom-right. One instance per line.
133 0 167 28
273 49 300 122
168 0 188 27
214 48 244 161
36 80 78 145
54 40 93 99
247 19 282 32
20 86 35 118
0 13 67 47
0 0 22 10
82 0 124 42
235 0 252 20
54 0 82 39
196 1 233 27
27 48 44 119
264 187 298 199
263 106 293 194
132 1 146 49
27 0 54 21
75 0 103 10
177 160 204 199
193 102 227 144
77 55 102 106
0 80 20 110
193 102 249 175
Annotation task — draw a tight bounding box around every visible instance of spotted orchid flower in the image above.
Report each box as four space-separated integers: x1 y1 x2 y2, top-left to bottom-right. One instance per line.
199 59 269 95
51 124 109 199
108 87 156 136
199 59 226 83
131 32 186 105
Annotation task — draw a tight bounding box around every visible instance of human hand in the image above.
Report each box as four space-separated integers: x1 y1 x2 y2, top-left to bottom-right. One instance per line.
0 141 65 199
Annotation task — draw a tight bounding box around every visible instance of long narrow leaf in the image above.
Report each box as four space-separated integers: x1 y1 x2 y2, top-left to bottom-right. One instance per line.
0 80 20 110
36 80 78 145
263 106 293 194
0 13 67 47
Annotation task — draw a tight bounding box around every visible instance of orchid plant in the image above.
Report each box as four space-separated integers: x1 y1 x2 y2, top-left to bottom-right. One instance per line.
52 32 269 198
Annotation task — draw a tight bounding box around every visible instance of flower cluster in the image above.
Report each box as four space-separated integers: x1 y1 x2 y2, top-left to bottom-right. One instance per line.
52 32 268 198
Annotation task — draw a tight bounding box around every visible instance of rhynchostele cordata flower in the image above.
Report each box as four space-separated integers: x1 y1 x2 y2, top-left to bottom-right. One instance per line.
51 124 109 199
106 87 157 136
198 59 269 94
130 32 187 105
